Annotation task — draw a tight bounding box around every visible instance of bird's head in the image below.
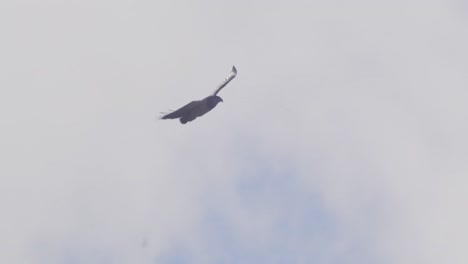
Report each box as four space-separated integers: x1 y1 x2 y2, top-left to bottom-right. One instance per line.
207 95 223 109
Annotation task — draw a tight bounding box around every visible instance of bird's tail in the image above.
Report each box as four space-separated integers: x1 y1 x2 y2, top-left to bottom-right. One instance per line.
158 110 174 120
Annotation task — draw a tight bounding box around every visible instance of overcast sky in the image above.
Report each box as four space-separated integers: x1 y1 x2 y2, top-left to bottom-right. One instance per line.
1 0 467 263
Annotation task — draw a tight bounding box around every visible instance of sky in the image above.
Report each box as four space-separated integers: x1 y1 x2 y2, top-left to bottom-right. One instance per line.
1 0 467 263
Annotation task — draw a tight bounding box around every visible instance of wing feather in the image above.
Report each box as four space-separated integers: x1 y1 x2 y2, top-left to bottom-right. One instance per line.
160 101 201 119
212 66 237 96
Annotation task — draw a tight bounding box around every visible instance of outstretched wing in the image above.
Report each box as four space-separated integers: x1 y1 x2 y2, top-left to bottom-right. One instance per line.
212 66 237 96
160 101 201 119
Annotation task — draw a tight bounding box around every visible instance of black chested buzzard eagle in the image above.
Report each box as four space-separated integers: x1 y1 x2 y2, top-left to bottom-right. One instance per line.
160 66 237 124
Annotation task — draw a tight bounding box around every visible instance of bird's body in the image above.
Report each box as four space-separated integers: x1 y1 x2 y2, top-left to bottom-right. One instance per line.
160 66 237 124
162 96 223 124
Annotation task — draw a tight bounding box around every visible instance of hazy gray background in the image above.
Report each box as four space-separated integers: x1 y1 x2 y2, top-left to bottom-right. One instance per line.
1 0 467 263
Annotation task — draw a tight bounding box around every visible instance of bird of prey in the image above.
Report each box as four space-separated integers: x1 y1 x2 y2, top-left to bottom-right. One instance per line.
160 66 237 124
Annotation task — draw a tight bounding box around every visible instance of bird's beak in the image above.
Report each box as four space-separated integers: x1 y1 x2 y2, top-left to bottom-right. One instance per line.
220 98 224 102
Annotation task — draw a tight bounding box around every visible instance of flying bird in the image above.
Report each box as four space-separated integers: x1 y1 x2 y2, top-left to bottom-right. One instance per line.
160 66 237 124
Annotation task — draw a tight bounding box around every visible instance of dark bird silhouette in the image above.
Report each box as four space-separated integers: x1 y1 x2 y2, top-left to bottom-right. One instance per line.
160 66 237 124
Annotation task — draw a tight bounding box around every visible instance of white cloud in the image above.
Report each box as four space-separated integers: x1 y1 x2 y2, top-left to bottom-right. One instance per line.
0 0 467 263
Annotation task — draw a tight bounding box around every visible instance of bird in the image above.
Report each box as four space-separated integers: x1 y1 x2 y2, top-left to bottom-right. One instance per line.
160 66 237 124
